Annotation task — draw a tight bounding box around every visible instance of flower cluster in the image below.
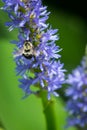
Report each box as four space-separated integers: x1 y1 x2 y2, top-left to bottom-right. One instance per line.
2 0 65 99
66 55 87 128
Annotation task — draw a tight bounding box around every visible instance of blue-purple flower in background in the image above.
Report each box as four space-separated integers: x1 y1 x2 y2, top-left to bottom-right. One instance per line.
66 47 87 128
2 0 66 99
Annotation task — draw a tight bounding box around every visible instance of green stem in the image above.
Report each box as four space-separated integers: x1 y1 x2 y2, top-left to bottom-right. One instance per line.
40 90 58 130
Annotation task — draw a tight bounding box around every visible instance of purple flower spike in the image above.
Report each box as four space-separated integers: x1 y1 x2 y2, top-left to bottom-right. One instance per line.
2 0 66 99
66 53 87 128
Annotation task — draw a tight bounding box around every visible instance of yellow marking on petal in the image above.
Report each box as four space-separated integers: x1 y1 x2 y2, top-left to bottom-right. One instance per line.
36 34 42 39
20 0 28 3
30 13 36 19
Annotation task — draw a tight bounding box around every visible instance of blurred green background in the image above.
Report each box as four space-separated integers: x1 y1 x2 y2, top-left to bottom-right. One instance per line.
0 0 87 130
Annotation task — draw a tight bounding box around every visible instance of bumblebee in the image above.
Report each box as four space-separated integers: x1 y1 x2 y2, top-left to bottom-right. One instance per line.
14 40 36 59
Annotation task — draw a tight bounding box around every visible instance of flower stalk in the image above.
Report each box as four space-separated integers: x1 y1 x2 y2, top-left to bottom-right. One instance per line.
40 90 58 130
1 0 66 129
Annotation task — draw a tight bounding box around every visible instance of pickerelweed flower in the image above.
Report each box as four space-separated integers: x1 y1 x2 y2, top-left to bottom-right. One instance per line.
66 48 87 128
2 0 66 100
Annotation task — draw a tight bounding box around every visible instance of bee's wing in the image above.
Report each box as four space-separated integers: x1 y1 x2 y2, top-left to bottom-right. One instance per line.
13 47 24 58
